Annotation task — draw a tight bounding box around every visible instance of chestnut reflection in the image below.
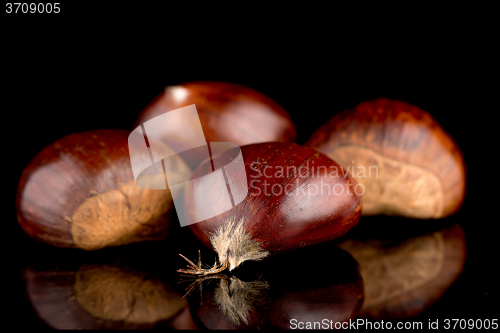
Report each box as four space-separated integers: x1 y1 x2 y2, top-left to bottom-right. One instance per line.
337 220 466 320
185 242 363 329
22 239 199 329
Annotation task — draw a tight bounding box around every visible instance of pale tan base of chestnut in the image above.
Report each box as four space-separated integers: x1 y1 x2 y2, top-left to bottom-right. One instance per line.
328 145 443 219
70 180 174 250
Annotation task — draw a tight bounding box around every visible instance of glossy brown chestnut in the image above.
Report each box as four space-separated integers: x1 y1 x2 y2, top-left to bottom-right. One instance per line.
180 142 362 273
337 222 466 320
186 243 363 329
133 81 297 146
16 129 190 250
305 98 466 219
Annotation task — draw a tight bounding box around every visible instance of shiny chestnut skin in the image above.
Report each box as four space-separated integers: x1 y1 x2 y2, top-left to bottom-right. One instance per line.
16 129 189 250
134 81 297 146
182 142 362 272
306 98 466 219
338 221 466 320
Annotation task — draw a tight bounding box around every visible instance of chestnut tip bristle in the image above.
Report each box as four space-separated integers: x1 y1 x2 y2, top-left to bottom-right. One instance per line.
177 251 229 275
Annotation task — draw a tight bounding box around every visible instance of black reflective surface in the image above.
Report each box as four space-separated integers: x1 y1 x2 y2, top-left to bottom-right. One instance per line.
185 243 363 329
5 23 496 330
19 227 199 329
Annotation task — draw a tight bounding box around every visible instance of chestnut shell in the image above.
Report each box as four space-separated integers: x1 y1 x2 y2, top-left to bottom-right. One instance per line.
185 142 362 264
305 98 466 219
134 81 297 145
16 129 184 250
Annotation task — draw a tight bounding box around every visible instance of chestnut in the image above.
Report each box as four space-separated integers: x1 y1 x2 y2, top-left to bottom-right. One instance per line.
133 81 297 147
337 221 466 320
16 129 190 250
179 142 362 273
305 98 466 219
186 243 363 329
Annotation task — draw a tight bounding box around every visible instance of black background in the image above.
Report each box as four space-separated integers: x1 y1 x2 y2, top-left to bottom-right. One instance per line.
3 4 497 329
